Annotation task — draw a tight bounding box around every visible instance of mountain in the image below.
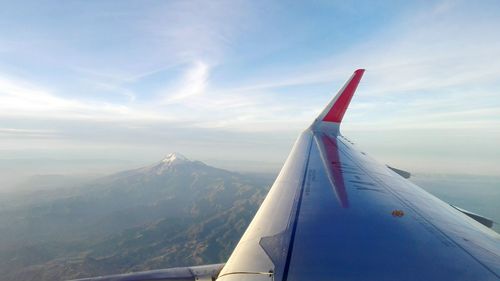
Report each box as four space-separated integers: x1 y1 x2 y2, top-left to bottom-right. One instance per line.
0 153 272 281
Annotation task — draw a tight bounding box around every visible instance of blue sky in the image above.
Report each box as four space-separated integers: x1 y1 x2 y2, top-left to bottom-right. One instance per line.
0 0 499 185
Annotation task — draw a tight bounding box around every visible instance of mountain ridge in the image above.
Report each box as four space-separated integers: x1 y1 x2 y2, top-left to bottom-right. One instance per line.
0 154 272 281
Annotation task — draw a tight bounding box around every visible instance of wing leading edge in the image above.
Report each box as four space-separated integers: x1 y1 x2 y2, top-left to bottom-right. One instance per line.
217 70 500 281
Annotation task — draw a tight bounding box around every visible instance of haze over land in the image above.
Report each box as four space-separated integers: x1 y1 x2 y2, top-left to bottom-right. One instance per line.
0 154 271 281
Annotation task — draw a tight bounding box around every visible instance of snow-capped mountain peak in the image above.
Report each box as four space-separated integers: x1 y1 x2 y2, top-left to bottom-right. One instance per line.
161 152 189 164
141 152 193 175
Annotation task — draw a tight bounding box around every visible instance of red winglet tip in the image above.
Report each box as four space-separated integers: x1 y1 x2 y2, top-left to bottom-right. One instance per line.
322 69 365 123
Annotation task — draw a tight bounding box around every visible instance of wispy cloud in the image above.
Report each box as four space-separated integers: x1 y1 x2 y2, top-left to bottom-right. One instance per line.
0 128 58 138
161 61 210 102
0 75 80 114
3 1 498 131
0 74 175 122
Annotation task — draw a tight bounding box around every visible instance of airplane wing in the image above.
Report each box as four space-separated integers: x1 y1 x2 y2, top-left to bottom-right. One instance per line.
69 70 499 281
217 69 500 281
69 263 224 281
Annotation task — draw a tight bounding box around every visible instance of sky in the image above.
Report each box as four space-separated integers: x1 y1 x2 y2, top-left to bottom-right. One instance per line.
1 0 500 187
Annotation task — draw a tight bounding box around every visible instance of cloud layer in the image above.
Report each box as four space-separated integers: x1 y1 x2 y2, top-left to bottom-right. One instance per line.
0 0 499 179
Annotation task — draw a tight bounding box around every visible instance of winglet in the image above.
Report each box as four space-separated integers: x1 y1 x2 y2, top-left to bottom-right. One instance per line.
315 69 365 126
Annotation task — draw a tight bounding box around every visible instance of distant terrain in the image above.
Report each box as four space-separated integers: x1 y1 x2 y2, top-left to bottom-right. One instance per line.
0 153 272 281
0 154 498 281
412 173 500 233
